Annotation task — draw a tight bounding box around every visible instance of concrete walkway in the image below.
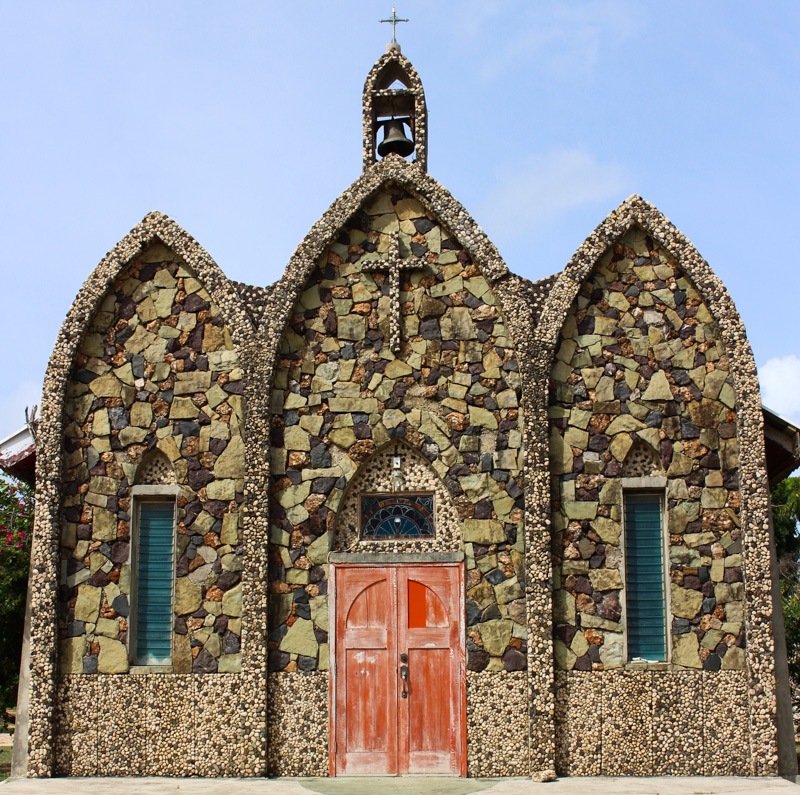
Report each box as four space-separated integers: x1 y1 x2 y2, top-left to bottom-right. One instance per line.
0 777 798 794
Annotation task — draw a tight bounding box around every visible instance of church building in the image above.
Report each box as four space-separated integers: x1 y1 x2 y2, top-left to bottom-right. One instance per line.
13 36 799 780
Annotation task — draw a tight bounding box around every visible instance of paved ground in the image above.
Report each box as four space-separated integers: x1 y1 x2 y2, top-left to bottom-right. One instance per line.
0 777 798 794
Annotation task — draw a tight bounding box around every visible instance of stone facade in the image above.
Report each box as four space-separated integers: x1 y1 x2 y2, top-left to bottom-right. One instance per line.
549 227 745 673
58 244 246 677
17 45 786 781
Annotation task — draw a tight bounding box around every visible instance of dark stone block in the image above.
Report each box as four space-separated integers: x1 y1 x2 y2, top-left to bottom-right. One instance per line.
269 650 291 672
222 631 241 654
208 437 227 457
554 624 576 647
703 653 722 671
87 570 110 588
419 318 441 339
178 421 200 437
572 654 592 672
297 654 317 672
414 217 435 234
74 369 97 384
502 648 527 671
109 407 128 430
111 595 129 618
284 410 299 426
481 603 501 622
314 627 329 645
188 467 214 491
217 570 240 591
466 599 481 626
66 620 85 637
83 655 98 674
183 293 210 313
474 499 493 519
214 615 228 635
485 568 507 585
310 443 331 468
193 649 219 673
467 648 489 672
645 410 664 427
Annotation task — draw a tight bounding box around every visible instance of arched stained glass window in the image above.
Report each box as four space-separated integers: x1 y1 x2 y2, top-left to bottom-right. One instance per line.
360 493 435 539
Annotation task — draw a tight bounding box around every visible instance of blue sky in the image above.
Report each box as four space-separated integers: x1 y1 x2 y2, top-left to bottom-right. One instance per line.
1 1 798 433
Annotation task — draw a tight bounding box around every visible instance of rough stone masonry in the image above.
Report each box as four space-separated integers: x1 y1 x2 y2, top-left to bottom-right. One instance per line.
16 44 787 781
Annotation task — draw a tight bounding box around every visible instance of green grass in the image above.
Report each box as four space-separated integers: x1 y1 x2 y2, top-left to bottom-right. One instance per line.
0 746 11 781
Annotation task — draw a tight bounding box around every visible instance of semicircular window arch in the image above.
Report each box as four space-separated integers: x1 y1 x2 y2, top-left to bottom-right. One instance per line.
360 493 435 539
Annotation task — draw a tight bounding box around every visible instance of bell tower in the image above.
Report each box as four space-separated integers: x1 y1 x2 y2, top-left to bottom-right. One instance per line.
362 26 428 172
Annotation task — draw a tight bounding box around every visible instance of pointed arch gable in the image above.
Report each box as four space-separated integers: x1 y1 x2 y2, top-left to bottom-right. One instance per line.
535 194 777 774
40 210 254 454
537 195 754 372
261 158 510 371
24 211 255 775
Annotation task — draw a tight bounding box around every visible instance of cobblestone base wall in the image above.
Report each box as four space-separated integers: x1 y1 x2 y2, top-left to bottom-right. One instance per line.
54 674 257 776
267 672 329 776
554 669 750 775
466 671 528 776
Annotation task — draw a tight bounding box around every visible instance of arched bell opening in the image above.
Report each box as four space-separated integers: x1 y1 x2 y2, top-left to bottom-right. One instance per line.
363 50 428 172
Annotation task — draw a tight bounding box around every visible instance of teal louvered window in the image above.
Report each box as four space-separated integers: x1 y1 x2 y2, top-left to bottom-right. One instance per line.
135 502 175 665
624 493 666 662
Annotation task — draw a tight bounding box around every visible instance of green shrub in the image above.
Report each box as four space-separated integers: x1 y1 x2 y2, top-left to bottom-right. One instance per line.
0 478 33 729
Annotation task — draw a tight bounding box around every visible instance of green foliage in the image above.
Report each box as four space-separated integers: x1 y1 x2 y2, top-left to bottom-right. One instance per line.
772 476 800 682
0 478 33 728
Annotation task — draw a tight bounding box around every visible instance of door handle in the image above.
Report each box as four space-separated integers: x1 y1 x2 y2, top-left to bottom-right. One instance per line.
400 662 409 698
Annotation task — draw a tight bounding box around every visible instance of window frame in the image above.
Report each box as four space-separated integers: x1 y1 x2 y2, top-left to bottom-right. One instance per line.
128 484 180 673
620 477 671 667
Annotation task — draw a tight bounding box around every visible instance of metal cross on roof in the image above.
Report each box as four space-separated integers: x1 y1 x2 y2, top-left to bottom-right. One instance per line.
363 232 426 353
380 7 409 45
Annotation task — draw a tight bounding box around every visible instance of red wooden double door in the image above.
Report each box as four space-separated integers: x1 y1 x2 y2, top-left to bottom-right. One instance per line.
332 564 465 776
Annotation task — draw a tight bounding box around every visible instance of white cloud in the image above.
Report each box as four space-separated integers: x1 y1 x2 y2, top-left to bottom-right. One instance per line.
760 355 800 426
459 0 643 80
477 146 629 241
0 381 42 440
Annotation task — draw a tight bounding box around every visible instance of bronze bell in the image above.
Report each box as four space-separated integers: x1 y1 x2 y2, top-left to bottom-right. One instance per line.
378 118 414 158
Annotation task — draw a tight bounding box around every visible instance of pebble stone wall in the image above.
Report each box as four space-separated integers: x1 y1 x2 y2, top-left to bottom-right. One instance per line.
20 46 784 779
549 226 745 673
535 195 779 776
25 212 267 777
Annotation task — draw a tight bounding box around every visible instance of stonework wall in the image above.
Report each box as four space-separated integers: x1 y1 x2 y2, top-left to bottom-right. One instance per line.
268 186 526 676
554 669 750 775
466 671 528 776
23 150 781 780
58 243 245 675
549 227 744 672
267 672 329 776
54 674 251 776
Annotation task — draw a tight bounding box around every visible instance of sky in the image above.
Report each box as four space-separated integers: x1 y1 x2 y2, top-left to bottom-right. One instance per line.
1 1 799 437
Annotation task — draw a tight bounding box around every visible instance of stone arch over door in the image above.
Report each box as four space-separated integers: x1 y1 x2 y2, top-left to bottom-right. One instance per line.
331 440 463 554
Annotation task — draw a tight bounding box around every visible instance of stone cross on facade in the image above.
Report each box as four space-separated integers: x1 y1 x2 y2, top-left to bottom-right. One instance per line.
380 8 408 46
363 231 425 353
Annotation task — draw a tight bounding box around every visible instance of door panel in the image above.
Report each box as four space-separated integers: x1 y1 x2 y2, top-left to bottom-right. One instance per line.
333 564 464 776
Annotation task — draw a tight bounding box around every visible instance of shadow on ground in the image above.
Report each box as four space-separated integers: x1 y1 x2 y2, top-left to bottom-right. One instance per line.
298 778 497 795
